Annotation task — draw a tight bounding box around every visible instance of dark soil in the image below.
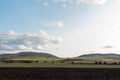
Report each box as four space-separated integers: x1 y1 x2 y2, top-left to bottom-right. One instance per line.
0 68 119 80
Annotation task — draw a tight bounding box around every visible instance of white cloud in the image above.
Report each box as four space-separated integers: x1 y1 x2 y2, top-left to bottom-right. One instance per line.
75 0 107 4
0 44 13 51
53 0 107 5
44 21 64 27
53 0 68 3
36 0 107 8
43 2 48 7
103 45 114 49
62 3 66 8
51 37 64 44
0 31 63 51
94 0 107 4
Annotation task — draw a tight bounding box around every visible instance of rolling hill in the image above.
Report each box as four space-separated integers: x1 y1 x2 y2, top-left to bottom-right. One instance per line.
78 53 120 58
0 52 58 58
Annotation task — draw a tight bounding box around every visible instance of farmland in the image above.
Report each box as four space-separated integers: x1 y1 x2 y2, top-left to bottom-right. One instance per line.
0 57 120 68
0 52 120 68
0 55 120 80
0 68 120 80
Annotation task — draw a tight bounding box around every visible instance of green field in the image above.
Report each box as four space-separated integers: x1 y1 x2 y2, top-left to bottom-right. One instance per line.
0 57 120 68
0 62 120 68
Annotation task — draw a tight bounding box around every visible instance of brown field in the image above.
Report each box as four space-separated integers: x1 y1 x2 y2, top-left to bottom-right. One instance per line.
0 68 120 80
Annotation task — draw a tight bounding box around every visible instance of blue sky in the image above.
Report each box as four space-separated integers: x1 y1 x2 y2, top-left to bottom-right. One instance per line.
0 0 120 57
0 0 106 33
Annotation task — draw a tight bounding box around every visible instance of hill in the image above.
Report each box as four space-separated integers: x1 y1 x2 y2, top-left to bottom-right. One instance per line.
0 52 58 58
78 53 120 58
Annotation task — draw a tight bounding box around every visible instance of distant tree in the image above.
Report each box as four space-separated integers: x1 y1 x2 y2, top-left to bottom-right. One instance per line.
4 60 14 63
98 61 102 64
36 60 38 63
113 62 117 65
119 62 120 64
103 62 107 64
43 60 47 63
80 62 82 64
71 61 74 64
20 60 33 63
95 62 98 64
52 61 55 63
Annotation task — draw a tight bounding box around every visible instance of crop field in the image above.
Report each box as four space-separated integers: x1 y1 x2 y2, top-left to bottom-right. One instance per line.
9 57 63 61
0 68 120 80
7 56 120 62
0 57 120 80
0 57 120 68
0 63 120 68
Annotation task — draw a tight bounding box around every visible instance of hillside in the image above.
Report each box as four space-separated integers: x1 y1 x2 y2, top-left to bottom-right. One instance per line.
78 53 120 58
0 52 58 58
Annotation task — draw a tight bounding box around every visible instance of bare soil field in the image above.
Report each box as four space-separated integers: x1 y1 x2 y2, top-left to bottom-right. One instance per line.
0 68 120 80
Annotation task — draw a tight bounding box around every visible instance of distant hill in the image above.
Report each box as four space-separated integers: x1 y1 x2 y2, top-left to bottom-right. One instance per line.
0 52 58 58
78 53 120 58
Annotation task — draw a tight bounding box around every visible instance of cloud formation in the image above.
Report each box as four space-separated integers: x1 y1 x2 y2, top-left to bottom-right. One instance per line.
103 45 114 49
44 21 64 27
39 0 107 8
53 0 107 4
0 31 63 51
43 2 48 7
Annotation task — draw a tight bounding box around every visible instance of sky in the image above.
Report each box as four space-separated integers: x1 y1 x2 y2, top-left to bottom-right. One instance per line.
0 0 120 57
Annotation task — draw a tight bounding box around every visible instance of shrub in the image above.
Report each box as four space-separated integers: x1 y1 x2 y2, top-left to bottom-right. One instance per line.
95 62 98 64
43 60 47 63
71 61 74 64
36 60 38 63
103 62 107 64
98 61 102 64
20 60 33 63
119 62 120 64
52 61 55 63
113 62 117 65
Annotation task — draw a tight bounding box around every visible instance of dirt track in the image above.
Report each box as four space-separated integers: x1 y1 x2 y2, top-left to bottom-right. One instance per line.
0 68 120 80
